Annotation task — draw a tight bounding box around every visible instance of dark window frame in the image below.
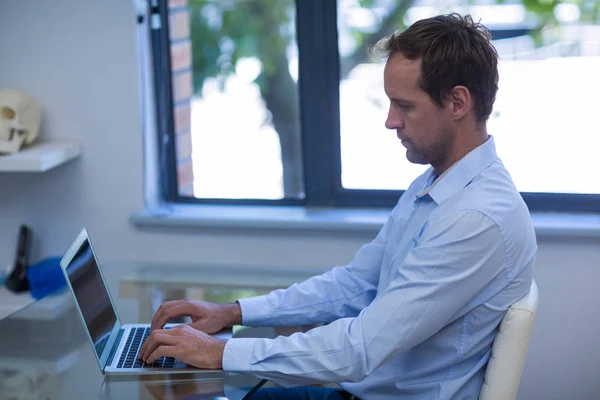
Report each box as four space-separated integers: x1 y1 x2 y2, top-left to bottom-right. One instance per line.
149 0 600 213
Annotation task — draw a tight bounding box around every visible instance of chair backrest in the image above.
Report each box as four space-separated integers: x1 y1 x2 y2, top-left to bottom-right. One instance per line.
479 280 539 400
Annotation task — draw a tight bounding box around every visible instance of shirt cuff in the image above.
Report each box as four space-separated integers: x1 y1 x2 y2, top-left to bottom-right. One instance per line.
237 295 273 326
222 338 260 372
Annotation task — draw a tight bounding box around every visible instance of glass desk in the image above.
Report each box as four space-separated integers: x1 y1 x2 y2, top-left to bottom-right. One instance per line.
0 289 267 400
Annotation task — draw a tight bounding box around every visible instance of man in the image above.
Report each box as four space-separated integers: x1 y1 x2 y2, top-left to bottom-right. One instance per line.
139 13 536 399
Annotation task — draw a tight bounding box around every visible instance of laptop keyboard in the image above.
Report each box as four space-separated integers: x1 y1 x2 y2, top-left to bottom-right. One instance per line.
116 327 175 369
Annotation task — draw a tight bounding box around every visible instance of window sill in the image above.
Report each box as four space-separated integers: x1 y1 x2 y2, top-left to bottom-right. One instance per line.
131 204 600 238
131 204 387 234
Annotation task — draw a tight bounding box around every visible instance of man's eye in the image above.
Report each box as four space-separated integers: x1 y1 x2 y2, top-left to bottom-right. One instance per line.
395 102 411 110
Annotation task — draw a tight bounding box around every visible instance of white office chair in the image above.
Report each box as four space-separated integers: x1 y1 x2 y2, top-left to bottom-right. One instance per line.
479 280 539 400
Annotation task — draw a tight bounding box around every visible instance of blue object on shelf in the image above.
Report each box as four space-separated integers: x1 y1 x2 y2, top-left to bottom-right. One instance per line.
27 257 66 300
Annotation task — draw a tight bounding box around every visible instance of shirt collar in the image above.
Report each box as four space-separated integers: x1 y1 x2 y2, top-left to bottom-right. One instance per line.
416 136 499 204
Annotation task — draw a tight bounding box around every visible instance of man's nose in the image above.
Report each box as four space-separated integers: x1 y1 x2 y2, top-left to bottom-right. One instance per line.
385 108 404 130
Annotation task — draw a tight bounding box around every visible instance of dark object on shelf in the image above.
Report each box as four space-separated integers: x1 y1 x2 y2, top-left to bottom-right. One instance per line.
6 225 32 293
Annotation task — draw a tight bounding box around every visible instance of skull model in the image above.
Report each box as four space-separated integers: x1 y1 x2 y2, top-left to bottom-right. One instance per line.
0 89 43 154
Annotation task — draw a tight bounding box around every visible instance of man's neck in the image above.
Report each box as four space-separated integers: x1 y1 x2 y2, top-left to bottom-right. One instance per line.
433 128 489 175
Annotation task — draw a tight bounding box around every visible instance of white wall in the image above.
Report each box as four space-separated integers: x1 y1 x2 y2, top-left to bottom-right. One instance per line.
1 1 599 399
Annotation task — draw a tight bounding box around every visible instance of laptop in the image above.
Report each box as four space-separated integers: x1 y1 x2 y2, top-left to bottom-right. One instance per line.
60 228 230 375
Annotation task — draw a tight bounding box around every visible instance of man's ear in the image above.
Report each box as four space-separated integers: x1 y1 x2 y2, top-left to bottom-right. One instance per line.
448 85 472 120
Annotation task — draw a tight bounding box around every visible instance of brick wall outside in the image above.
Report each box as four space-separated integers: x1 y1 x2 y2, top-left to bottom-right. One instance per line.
169 0 194 197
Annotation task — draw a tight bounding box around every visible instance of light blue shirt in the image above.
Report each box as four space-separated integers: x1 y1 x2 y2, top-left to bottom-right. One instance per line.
223 136 537 400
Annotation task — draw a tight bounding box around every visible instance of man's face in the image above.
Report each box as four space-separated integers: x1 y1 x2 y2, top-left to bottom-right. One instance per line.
384 53 454 167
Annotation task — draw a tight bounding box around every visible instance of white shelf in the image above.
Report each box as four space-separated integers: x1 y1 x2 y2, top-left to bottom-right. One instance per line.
0 285 35 320
0 142 81 172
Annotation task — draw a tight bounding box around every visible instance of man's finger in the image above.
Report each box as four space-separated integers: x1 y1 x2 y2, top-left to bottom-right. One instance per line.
150 303 169 331
150 300 188 330
146 345 179 364
139 330 180 361
150 302 194 331
150 302 178 331
140 330 179 361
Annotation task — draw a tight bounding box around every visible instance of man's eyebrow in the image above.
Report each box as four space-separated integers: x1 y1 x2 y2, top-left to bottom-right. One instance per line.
389 97 415 105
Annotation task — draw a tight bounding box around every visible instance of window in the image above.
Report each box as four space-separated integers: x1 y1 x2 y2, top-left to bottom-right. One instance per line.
144 0 600 212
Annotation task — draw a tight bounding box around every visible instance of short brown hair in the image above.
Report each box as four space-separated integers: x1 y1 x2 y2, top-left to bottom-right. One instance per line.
372 13 499 122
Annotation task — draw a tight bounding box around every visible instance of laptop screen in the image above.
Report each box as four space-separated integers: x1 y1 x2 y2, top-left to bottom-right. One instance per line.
65 238 117 361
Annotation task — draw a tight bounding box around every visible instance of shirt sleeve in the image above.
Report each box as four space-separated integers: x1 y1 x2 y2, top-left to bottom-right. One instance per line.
237 213 394 327
223 210 509 386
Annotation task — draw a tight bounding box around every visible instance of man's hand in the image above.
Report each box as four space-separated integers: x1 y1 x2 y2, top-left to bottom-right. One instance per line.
138 325 226 369
149 299 242 334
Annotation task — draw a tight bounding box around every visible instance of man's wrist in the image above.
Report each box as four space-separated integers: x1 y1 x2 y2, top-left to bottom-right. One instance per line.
223 301 242 326
213 339 227 370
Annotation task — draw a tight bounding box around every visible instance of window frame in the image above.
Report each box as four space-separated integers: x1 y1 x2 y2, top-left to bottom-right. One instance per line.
148 0 600 213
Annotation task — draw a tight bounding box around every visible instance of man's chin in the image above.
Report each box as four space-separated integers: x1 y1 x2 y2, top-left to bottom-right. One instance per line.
405 151 428 165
